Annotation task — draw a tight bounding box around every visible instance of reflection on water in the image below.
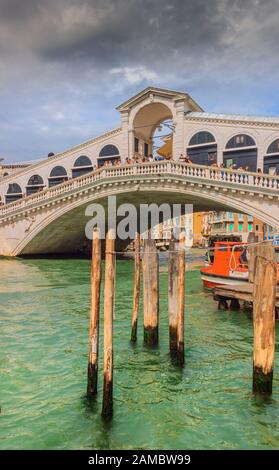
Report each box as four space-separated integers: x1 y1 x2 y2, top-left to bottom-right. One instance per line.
0 256 278 450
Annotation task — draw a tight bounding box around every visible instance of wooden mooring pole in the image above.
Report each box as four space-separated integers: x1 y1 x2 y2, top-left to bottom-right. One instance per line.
102 229 116 418
177 238 185 365
142 237 159 346
131 232 140 342
168 237 186 363
87 228 102 400
252 243 277 395
168 239 178 353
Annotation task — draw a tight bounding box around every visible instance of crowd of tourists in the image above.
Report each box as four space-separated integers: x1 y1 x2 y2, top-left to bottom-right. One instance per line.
98 152 265 174
1 152 270 206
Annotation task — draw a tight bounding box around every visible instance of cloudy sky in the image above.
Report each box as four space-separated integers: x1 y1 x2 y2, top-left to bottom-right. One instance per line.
0 0 278 162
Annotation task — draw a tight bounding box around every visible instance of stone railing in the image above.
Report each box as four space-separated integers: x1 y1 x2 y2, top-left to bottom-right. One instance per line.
0 161 278 218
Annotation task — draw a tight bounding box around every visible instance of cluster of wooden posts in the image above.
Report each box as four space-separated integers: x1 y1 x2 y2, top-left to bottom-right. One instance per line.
86 228 186 419
86 231 277 420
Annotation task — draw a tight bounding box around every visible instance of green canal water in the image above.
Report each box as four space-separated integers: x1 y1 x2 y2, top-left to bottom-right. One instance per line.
0 256 278 450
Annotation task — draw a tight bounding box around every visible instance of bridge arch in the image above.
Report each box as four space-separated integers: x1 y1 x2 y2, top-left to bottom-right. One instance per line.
132 102 173 157
72 155 93 178
223 133 258 171
187 131 217 166
98 144 120 167
11 180 279 256
264 138 279 175
5 183 23 204
26 174 45 196
48 166 68 187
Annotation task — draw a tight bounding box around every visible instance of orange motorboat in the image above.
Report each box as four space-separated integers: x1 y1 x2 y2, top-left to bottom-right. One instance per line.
200 241 279 289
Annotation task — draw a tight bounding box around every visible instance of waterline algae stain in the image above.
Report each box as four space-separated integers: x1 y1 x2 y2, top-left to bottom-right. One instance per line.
0 256 278 450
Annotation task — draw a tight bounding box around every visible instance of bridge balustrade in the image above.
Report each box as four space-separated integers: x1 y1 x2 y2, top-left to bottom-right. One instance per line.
0 161 278 218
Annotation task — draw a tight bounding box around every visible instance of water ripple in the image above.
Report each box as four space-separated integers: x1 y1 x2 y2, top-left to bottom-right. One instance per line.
0 257 278 450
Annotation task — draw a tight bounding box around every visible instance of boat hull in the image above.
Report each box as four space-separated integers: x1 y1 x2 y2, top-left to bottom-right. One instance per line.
200 271 248 289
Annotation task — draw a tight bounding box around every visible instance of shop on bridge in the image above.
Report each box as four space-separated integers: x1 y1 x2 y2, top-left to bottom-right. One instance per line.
5 183 23 204
186 131 217 166
97 145 121 167
72 156 93 178
264 139 279 175
48 166 68 187
26 175 45 196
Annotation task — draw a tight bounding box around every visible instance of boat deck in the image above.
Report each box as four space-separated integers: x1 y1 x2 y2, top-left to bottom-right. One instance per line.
213 282 279 313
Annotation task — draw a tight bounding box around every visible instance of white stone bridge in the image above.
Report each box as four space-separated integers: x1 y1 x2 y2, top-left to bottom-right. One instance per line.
0 161 278 256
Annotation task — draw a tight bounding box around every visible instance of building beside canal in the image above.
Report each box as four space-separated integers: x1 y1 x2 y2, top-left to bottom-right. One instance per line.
202 211 264 244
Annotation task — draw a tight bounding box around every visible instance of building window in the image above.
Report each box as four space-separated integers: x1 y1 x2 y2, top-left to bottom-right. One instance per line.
238 213 243 220
226 134 256 149
229 212 233 220
236 135 245 145
238 222 243 231
248 222 253 232
134 137 139 153
267 139 279 154
255 224 259 232
229 223 234 232
189 132 216 146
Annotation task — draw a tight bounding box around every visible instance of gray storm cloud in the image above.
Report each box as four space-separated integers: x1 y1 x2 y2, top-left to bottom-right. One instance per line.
0 0 278 161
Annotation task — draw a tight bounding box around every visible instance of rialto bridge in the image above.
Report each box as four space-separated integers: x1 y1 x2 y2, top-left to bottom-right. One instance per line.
0 87 279 256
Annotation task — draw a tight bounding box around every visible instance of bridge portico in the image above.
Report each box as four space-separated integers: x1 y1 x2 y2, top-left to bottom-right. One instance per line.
117 87 202 161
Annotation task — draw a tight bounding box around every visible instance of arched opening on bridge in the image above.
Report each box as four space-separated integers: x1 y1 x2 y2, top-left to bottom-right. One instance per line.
98 145 121 167
133 102 173 159
18 185 277 257
223 134 257 171
72 156 93 178
48 166 68 187
26 175 45 196
5 183 23 204
186 131 217 165
153 119 175 160
264 139 279 175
